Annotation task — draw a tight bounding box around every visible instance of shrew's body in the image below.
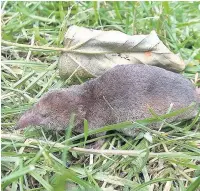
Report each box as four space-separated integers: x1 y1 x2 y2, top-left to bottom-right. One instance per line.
17 64 199 137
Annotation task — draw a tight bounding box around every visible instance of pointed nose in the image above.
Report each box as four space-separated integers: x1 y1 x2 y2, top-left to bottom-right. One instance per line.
17 110 41 129
17 115 32 129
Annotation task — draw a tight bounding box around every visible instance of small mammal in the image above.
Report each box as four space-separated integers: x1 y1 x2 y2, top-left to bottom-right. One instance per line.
17 64 199 137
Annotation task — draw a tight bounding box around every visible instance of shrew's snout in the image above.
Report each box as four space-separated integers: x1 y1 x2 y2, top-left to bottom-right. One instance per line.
17 110 42 129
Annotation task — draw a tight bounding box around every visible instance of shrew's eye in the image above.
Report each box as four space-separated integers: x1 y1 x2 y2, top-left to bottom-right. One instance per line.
41 113 48 118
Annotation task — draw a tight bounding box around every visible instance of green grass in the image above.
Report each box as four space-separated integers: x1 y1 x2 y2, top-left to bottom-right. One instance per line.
1 1 200 191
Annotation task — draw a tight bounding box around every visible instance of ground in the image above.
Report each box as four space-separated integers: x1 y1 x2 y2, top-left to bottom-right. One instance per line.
1 2 200 191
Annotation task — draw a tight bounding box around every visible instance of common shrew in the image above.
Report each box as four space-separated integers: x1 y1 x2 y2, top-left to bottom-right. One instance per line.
17 64 199 137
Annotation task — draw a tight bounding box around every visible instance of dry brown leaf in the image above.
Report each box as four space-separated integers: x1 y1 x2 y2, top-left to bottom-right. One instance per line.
59 26 185 78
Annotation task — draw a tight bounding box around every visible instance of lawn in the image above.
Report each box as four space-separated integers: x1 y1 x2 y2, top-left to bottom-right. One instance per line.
1 1 200 191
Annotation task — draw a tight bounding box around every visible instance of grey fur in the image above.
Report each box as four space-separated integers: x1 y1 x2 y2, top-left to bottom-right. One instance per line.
17 64 199 137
